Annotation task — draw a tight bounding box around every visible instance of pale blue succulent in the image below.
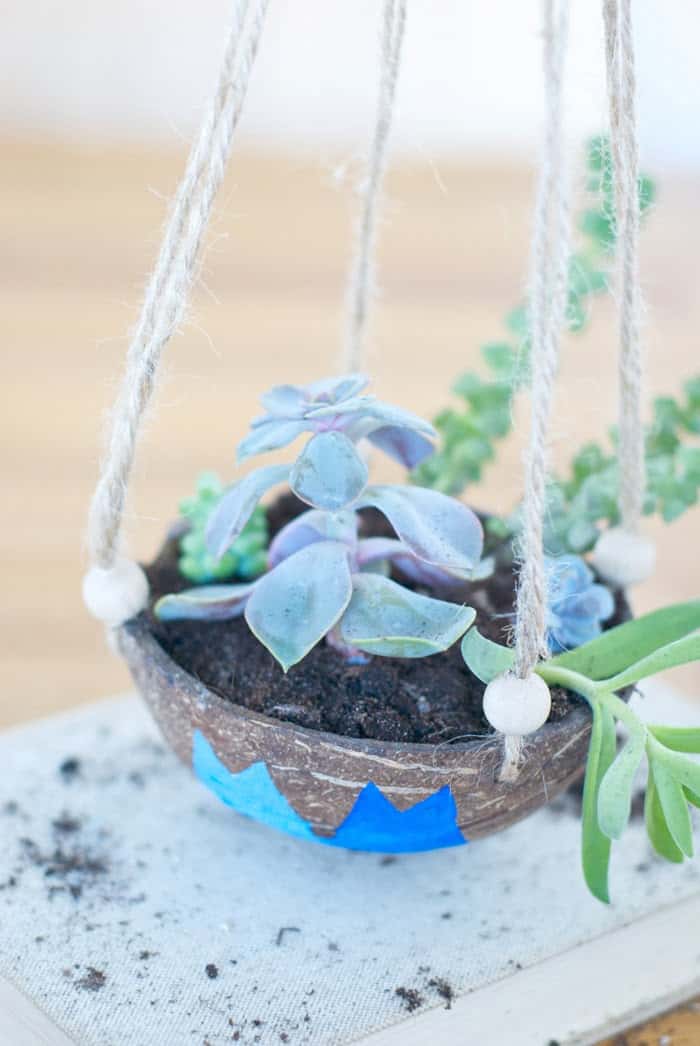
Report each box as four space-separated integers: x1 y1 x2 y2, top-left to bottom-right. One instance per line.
155 374 487 671
545 554 615 653
238 372 436 467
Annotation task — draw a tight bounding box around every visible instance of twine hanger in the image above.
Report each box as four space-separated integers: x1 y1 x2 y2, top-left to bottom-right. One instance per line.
84 1 651 788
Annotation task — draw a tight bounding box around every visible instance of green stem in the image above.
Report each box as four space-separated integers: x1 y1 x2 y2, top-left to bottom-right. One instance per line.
536 663 646 738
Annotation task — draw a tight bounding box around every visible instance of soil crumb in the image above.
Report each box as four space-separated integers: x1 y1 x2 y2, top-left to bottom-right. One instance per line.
395 987 424 1013
76 967 106 992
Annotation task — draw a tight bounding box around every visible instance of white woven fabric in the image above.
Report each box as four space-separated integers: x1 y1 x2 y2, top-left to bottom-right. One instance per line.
0 688 698 1046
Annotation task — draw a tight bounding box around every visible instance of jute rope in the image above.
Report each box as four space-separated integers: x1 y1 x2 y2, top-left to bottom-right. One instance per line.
602 0 645 533
504 0 572 780
342 0 407 373
87 0 269 572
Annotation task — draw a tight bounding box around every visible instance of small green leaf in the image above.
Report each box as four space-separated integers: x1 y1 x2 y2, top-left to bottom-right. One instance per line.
650 759 694 857
659 748 700 798
461 628 515 684
684 788 700 809
582 701 617 902
645 768 684 863
550 600 700 681
638 174 655 213
580 209 615 250
505 303 529 338
598 729 646 840
482 342 516 377
648 726 700 754
603 633 700 691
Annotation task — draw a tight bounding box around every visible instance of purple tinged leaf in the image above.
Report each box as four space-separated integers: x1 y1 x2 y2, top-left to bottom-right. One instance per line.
357 485 484 575
237 418 307 462
268 509 357 568
245 541 353 671
308 396 436 439
356 537 406 568
366 425 435 468
205 463 290 561
154 583 255 622
339 573 476 658
305 373 369 404
289 431 369 510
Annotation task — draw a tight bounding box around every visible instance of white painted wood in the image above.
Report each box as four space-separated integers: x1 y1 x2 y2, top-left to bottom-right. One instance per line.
0 974 75 1046
0 683 697 1045
359 894 700 1045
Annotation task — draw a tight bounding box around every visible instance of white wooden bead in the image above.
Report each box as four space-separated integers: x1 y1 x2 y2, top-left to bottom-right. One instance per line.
83 557 149 627
483 673 552 736
591 527 656 587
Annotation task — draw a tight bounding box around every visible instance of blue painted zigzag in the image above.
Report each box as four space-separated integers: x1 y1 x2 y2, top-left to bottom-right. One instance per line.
193 730 466 853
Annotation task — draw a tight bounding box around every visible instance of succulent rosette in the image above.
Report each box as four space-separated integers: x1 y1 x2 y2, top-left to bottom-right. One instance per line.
156 375 488 670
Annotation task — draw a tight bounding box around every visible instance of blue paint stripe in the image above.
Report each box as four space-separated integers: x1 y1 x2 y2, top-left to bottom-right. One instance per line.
192 729 467 853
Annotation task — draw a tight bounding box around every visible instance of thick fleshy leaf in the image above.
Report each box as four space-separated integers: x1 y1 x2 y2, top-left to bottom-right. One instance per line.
259 383 306 416
268 510 357 568
305 373 369 404
645 769 684 863
597 729 646 840
244 541 353 671
339 573 475 658
550 599 700 680
356 537 459 589
461 628 515 684
154 582 256 622
366 425 435 468
357 485 483 575
651 759 694 857
603 633 700 691
308 396 436 439
237 418 306 462
205 464 290 561
356 537 406 568
582 701 617 903
649 726 700 754
290 431 368 510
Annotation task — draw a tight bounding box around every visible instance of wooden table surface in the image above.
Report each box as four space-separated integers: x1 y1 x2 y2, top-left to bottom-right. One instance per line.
1 139 699 1044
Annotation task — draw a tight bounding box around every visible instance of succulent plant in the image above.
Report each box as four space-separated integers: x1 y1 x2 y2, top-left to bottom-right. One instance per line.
156 376 486 671
177 472 268 583
544 554 615 653
463 600 700 903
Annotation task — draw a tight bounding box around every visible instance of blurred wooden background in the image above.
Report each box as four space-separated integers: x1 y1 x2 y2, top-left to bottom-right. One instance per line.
1 137 699 1044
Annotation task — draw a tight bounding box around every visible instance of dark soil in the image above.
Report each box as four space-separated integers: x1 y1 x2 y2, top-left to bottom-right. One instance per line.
145 493 628 745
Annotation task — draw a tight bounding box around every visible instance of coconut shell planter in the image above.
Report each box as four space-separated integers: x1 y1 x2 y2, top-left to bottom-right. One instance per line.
121 493 631 853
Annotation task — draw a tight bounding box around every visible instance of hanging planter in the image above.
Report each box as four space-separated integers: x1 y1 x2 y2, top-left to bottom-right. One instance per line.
83 0 700 904
118 467 631 852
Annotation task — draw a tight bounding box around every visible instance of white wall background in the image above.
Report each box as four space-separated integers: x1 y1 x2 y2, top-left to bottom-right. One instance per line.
1 1 699 169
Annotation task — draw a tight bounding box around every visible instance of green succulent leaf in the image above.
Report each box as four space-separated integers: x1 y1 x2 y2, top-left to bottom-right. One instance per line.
602 632 700 691
582 701 617 903
550 600 700 681
685 788 700 809
648 726 700 754
460 628 514 684
244 541 353 672
340 574 476 658
650 758 694 858
645 768 684 863
597 728 646 840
